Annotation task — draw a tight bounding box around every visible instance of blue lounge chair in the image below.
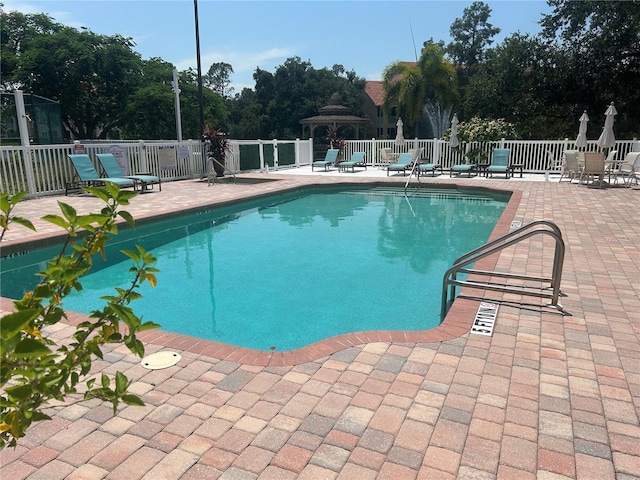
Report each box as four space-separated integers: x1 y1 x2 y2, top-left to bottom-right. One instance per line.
450 163 475 177
338 152 367 173
417 161 441 177
487 148 511 178
66 154 135 195
312 149 339 171
387 152 414 176
96 153 162 191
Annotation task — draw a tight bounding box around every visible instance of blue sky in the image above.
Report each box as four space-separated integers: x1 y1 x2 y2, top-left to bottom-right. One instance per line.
4 0 552 92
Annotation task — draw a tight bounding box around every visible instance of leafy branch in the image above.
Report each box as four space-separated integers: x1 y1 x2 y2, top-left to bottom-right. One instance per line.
0 184 161 449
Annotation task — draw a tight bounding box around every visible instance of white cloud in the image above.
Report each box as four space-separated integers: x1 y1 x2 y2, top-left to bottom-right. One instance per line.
2 1 84 29
174 47 294 73
365 71 383 81
174 46 295 91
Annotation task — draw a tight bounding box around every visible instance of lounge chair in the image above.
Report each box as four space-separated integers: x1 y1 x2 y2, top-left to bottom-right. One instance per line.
312 149 339 171
66 154 135 195
387 152 414 176
487 148 511 178
417 160 440 178
450 163 475 177
96 153 162 191
338 152 367 173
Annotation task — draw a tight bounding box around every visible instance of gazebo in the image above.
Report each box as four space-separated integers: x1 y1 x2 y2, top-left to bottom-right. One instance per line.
300 92 370 139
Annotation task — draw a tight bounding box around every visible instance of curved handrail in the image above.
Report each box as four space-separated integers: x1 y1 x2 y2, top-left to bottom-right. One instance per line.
452 220 561 267
404 161 420 190
441 220 565 319
209 155 237 181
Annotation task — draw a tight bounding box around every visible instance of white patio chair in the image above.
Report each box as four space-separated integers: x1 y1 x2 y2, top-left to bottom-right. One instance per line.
579 152 606 188
559 150 580 182
611 152 640 187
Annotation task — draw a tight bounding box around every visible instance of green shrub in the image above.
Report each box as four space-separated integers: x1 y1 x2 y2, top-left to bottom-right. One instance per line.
0 185 160 448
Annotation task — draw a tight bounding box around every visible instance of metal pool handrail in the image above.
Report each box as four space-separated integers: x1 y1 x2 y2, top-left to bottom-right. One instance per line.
441 220 566 319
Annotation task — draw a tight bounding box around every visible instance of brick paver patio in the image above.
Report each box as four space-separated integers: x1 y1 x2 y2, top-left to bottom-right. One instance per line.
1 170 638 479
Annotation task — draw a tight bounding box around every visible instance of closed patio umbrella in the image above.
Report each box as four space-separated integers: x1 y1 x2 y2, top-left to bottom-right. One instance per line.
395 117 405 146
575 111 589 149
597 102 617 148
449 114 460 148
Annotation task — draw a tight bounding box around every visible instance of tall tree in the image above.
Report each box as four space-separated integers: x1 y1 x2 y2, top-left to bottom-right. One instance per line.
382 42 458 138
250 57 366 139
120 58 175 139
446 1 500 67
11 22 143 139
463 33 576 139
0 9 62 91
204 62 234 99
540 0 640 137
420 41 459 137
118 59 229 140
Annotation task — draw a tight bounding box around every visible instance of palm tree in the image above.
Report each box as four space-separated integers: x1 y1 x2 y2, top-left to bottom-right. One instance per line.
382 41 459 138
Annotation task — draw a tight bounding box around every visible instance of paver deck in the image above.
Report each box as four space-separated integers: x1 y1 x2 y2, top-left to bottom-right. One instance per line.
1 169 638 479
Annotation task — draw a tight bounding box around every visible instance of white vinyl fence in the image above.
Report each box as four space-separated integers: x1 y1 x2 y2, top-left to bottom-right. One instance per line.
1 137 638 197
0 139 314 197
343 138 640 171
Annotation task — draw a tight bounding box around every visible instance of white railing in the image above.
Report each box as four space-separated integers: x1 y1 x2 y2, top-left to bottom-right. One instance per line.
0 138 315 197
2 137 637 197
0 140 206 197
344 138 639 171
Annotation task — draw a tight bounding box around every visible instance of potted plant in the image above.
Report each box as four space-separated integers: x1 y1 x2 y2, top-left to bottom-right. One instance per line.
326 126 345 161
202 126 230 177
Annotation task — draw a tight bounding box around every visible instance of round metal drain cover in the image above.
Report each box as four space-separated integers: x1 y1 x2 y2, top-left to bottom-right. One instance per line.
140 351 181 370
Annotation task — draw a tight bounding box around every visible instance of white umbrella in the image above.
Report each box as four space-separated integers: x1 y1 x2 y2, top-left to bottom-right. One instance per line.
597 102 617 148
395 117 405 146
575 111 589 149
449 114 460 148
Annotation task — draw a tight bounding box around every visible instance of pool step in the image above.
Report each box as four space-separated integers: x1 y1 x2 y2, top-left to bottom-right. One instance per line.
342 187 496 202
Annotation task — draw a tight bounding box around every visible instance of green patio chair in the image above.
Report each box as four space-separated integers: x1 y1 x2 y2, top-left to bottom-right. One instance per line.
417 161 441 177
312 149 339 171
338 152 367 173
96 153 162 191
487 148 511 178
66 154 135 195
387 152 414 176
450 163 475 177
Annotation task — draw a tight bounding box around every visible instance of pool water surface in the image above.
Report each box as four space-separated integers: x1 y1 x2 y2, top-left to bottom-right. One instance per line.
2 187 508 351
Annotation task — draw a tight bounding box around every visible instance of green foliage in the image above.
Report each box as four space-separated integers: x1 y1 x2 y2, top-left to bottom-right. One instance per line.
454 117 517 144
247 57 367 140
12 23 143 139
382 41 458 138
3 2 639 141
0 191 36 241
0 186 160 449
446 117 517 163
446 1 500 67
540 0 640 138
205 62 234 99
0 9 63 91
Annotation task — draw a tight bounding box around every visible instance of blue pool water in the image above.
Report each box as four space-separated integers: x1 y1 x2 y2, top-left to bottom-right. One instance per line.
1 186 508 351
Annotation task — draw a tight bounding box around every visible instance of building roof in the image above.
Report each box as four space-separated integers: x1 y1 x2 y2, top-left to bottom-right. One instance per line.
365 62 416 106
365 81 385 106
299 92 369 138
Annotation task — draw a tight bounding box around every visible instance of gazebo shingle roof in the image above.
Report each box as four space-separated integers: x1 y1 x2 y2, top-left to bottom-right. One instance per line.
300 92 369 138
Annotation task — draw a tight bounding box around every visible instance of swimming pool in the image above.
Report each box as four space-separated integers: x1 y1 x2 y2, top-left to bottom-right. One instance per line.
1 186 508 351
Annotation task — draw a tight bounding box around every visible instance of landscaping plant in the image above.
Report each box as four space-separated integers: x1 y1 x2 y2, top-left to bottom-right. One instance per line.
0 185 160 448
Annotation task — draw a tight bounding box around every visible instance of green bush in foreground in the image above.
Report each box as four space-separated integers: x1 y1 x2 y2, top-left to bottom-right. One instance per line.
0 185 160 448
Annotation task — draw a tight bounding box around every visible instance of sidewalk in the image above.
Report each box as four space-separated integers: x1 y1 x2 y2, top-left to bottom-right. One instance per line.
1 173 638 479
